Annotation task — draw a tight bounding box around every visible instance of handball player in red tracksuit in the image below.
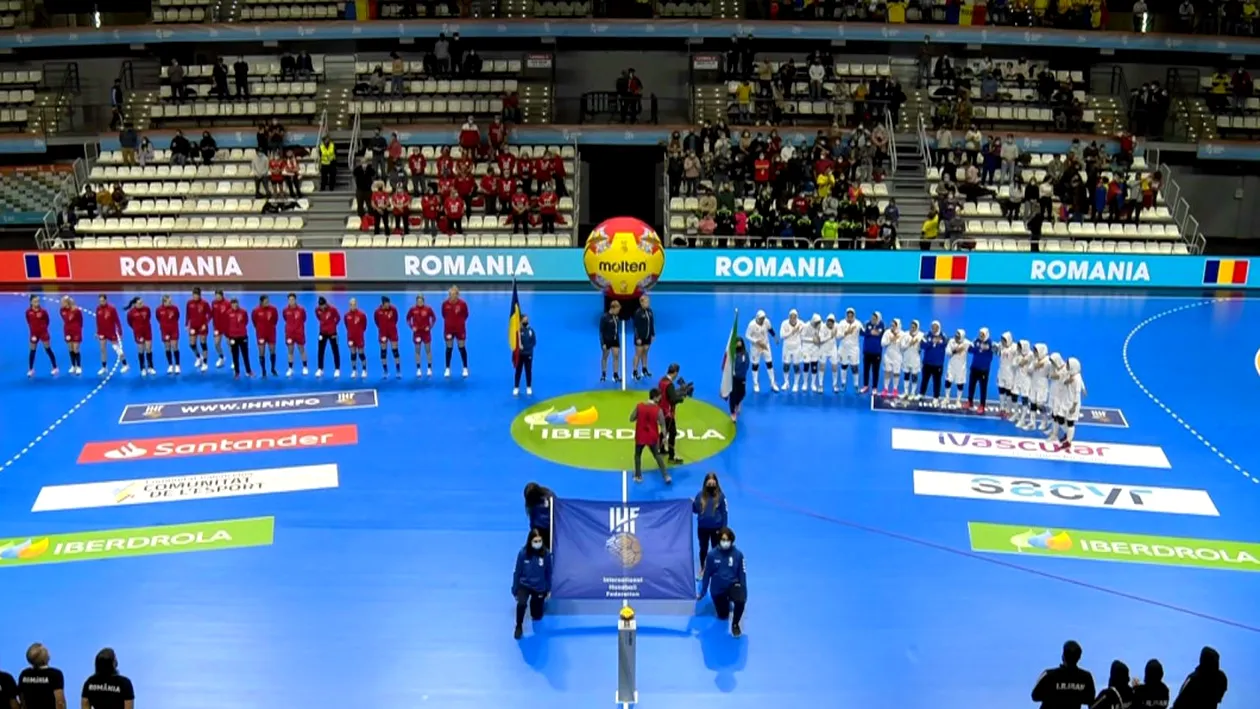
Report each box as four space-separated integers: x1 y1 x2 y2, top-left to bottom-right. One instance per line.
156 294 182 374
25 295 57 378
407 295 437 378
344 298 369 379
374 296 402 378
225 297 252 378
125 296 156 377
283 293 308 377
442 285 470 378
95 294 127 375
59 296 83 375
252 294 280 378
211 289 231 368
185 286 212 371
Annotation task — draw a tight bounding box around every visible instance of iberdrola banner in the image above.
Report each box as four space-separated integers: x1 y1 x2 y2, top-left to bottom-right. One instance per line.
551 498 696 600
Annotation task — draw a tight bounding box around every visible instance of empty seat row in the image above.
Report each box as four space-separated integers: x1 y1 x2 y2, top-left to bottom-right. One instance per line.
352 98 503 116
77 215 304 233
77 234 301 249
927 160 1152 181
0 70 43 86
150 100 318 119
0 89 35 104
358 79 518 96
0 108 28 124
341 233 569 248
160 82 318 99
99 148 266 164
959 60 1084 85
658 2 714 15
153 8 208 21
345 212 570 232
959 87 1087 103
954 199 1173 223
355 59 522 76
759 61 891 78
1037 238 1190 254
238 4 343 20
1216 114 1260 131
533 1 593 15
91 180 316 197
963 219 1181 238
159 56 327 80
120 197 310 215
91 163 317 181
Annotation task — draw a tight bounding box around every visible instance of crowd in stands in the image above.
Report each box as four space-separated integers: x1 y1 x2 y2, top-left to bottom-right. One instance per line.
924 54 1088 132
667 121 898 246
1129 81 1172 139
350 116 568 237
755 0 1107 28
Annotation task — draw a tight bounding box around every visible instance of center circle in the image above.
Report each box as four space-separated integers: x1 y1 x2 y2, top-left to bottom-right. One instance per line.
510 390 736 471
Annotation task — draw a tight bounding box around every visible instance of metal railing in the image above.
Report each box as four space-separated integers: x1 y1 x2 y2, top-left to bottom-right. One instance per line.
917 112 932 169
568 134 581 246
1146 152 1206 254
348 104 362 168
885 105 898 176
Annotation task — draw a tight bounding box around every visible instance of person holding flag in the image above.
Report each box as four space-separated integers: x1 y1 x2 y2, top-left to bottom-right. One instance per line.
508 281 535 396
719 310 749 422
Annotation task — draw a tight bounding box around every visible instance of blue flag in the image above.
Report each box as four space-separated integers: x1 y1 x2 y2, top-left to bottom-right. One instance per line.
551 499 696 600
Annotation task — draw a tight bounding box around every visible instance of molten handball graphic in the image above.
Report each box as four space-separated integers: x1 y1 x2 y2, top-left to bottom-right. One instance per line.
582 216 665 298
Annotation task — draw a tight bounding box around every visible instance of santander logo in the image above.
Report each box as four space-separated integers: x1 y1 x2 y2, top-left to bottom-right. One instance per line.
79 424 358 464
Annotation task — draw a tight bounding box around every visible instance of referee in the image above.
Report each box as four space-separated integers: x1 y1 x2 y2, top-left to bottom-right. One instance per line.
18 643 64 709
82 649 134 709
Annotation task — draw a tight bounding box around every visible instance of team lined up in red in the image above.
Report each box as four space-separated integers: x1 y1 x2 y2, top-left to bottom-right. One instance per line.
25 287 472 380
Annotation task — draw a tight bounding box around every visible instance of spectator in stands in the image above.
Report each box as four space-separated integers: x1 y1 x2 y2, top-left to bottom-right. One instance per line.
463 50 483 77
449 32 464 74
999 134 1019 184
387 132 404 174
267 119 286 153
1208 69 1230 112
419 185 441 235
234 56 250 98
213 57 229 100
119 123 138 167
807 57 825 100
281 52 297 80
458 116 480 155
444 186 466 233
390 53 406 96
391 184 411 235
284 149 302 199
1178 0 1195 31
169 130 191 166
371 181 392 234
268 151 285 198
406 148 426 196
318 134 336 191
109 79 124 130
353 157 375 215
434 33 451 75
502 91 521 124
298 51 315 79
625 69 644 124
1232 67 1253 111
169 59 186 103
539 182 559 234
138 137 154 167
110 183 128 216
368 128 387 176
200 132 218 165
480 166 499 215
76 184 98 219
253 151 271 198
934 125 952 165
683 150 701 196
368 66 386 96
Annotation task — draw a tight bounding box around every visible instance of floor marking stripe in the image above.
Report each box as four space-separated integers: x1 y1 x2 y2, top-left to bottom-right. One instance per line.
1122 298 1259 484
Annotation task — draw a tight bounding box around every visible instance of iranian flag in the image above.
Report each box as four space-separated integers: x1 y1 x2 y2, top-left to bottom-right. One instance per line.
719 309 740 400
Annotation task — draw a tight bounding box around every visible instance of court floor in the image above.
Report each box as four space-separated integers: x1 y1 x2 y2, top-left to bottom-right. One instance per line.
0 287 1257 709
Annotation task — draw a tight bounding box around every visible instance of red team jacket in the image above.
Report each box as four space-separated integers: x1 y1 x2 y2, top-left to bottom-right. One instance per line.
211 298 232 335
26 307 50 343
442 298 469 338
96 303 121 342
225 307 249 339
344 309 368 346
186 297 211 335
374 305 399 343
127 305 153 342
157 304 181 342
283 304 307 345
316 305 341 337
252 304 279 343
406 304 436 343
60 306 83 343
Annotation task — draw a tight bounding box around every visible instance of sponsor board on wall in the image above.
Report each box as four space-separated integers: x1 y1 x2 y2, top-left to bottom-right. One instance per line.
968 522 1260 573
32 464 339 512
890 428 1172 468
0 517 274 567
78 424 358 463
871 397 1129 428
118 390 378 424
912 470 1218 516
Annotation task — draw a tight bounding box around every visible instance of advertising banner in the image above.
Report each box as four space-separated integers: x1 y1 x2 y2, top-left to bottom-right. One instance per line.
2 249 1253 290
551 498 695 600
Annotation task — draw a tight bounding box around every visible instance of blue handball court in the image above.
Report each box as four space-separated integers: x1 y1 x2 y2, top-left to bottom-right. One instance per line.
0 285 1257 709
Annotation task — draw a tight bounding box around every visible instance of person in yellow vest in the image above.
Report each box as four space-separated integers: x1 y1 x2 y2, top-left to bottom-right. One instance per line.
920 208 940 252
815 166 835 200
318 135 337 192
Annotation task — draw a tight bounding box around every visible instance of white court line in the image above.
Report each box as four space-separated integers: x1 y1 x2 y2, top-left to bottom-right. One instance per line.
1122 298 1259 485
618 319 629 611
0 295 121 474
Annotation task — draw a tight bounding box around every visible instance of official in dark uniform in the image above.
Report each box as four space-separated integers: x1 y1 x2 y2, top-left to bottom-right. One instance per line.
1031 640 1096 709
0 660 17 709
81 649 135 709
698 527 747 637
512 528 554 639
523 482 554 543
631 294 655 381
18 643 65 709
599 300 621 383
512 312 535 397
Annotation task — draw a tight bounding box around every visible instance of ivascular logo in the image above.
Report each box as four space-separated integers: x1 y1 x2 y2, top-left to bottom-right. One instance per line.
890 428 1172 469
78 424 358 464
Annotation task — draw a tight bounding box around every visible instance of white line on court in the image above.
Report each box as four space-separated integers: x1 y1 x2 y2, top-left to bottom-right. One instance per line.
1122 298 1259 485
0 296 121 474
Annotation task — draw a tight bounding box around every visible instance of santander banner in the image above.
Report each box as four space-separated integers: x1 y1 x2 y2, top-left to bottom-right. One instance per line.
78 424 358 464
890 428 1172 469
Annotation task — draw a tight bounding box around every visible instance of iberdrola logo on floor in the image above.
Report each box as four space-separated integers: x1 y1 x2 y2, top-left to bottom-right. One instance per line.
511 390 734 471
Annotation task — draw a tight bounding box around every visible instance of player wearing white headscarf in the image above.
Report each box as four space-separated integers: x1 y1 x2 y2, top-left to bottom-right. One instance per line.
1027 343 1052 431
804 314 824 393
836 307 862 392
900 320 924 400
1012 340 1034 429
1056 357 1086 448
1045 353 1068 440
996 332 1017 417
780 309 806 393
965 327 996 414
945 329 971 405
745 310 779 393
879 318 903 397
820 314 840 392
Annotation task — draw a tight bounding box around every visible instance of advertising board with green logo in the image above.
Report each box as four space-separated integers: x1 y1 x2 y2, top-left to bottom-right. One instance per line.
969 521 1260 572
0 517 275 568
511 390 735 471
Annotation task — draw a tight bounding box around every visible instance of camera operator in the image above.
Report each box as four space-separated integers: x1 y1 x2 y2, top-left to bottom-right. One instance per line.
658 363 693 465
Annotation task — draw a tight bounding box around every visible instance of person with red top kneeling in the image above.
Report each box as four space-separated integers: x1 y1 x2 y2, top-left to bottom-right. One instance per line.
252 294 280 378
629 388 671 485
442 285 470 378
344 298 370 379
125 296 156 377
25 295 58 378
59 295 83 375
444 188 466 233
225 297 252 379
283 292 308 377
407 294 437 377
156 294 182 374
538 181 559 234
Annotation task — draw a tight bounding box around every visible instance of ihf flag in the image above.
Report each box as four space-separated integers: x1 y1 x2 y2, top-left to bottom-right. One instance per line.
551 499 695 600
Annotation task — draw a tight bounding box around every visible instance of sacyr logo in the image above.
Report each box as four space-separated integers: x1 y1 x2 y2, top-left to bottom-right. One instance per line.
0 537 50 561
104 442 148 460
511 390 734 472
1011 528 1073 552
524 405 600 427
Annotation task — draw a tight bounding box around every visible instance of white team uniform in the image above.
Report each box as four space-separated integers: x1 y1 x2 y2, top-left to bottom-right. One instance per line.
997 339 1018 391
1061 361 1085 422
1014 342 1033 399
881 328 903 373
1031 364 1051 406
819 322 838 365
946 337 971 384
837 319 861 367
901 330 924 373
745 318 775 366
780 318 805 364
803 323 822 364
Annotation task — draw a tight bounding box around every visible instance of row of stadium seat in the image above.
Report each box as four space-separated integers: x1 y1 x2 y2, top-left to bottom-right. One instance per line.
76 216 305 234
159 82 320 101
88 180 318 197
149 100 320 120
0 108 29 125
956 60 1086 86
354 79 519 96
927 153 1151 176
238 3 343 20
0 71 41 86
116 198 310 215
354 59 522 76
350 98 504 117
0 89 35 105
961 220 1182 238
153 7 209 21
341 233 570 247
75 235 301 249
160 56 327 80
952 199 1175 224
756 61 891 78
345 211 571 232
964 238 1190 254
91 164 319 181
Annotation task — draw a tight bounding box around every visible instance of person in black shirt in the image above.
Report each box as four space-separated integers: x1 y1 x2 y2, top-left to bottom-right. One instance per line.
82 648 134 709
1032 640 1096 709
18 643 65 709
1091 660 1133 709
0 663 17 709
1172 646 1227 709
599 300 621 384
1132 659 1170 709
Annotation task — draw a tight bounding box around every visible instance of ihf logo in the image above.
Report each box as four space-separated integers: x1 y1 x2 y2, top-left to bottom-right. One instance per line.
606 506 643 569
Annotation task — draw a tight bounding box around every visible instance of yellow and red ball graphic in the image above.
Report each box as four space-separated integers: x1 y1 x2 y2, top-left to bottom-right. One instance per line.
582 216 666 298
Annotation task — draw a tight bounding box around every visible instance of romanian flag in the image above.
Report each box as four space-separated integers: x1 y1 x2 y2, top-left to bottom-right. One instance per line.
919 254 969 282
1203 259 1249 286
24 252 71 280
508 279 522 366
296 251 347 280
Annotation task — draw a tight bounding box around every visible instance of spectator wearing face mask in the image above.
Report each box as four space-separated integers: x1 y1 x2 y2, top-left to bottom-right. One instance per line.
693 472 728 577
